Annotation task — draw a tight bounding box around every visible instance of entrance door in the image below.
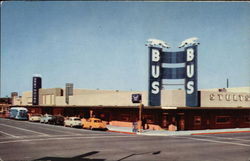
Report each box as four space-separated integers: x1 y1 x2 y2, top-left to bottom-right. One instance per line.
177 113 185 131
162 113 169 129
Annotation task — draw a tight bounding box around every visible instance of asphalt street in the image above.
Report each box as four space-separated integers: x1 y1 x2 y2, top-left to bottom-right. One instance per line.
0 118 249 161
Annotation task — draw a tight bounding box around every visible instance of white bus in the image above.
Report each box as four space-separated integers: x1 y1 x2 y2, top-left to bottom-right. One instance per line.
9 107 28 120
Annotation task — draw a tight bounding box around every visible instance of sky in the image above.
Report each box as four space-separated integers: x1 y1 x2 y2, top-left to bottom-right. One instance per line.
1 2 250 97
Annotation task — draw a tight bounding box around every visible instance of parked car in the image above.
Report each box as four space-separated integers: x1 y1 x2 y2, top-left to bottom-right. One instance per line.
40 114 53 123
48 115 64 125
29 114 41 122
82 118 107 130
64 117 82 127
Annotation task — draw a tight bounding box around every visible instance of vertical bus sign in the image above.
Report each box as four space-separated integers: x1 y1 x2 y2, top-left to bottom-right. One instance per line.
148 47 162 106
32 77 42 105
185 46 198 107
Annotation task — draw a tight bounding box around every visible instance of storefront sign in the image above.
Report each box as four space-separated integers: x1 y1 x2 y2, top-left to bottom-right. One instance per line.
32 77 42 105
209 93 250 102
148 47 162 106
132 94 142 103
185 46 198 107
148 44 199 107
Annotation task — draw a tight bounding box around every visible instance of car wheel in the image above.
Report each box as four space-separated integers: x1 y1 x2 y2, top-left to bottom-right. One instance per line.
70 124 73 128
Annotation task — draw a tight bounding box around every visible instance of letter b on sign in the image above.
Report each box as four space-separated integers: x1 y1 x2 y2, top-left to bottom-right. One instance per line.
152 49 160 62
187 48 194 61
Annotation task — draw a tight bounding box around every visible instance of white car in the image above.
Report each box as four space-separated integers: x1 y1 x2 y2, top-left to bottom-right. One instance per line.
64 117 82 127
29 114 41 122
40 114 53 123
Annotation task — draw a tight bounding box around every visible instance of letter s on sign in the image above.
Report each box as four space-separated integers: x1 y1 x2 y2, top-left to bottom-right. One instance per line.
187 81 194 94
210 94 215 101
152 81 160 94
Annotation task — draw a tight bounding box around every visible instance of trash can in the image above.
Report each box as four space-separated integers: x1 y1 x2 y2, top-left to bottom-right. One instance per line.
132 122 138 133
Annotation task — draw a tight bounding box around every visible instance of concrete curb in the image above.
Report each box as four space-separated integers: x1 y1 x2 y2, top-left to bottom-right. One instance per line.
137 129 250 136
107 126 250 136
191 130 250 135
107 130 136 135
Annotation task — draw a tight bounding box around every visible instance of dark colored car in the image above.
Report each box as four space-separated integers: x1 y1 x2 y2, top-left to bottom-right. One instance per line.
48 115 64 125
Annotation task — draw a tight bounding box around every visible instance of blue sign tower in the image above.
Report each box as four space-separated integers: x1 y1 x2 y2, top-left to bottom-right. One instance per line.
146 38 199 107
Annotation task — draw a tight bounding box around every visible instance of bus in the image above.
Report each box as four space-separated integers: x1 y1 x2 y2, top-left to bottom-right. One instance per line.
9 107 28 120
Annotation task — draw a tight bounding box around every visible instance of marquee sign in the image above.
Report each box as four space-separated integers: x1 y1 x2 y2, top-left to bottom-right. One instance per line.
147 37 199 107
148 47 162 106
32 76 42 105
185 45 198 107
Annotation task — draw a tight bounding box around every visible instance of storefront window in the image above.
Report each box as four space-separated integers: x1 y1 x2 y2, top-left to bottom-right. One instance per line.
216 116 232 124
194 116 201 125
120 114 130 121
144 114 154 124
244 116 250 123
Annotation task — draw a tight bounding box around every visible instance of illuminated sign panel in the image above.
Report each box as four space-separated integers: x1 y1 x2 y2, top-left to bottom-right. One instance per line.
185 46 198 107
32 77 42 105
147 42 199 107
148 47 162 106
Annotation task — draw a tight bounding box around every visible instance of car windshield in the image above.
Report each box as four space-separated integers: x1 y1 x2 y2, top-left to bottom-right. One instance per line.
94 120 101 123
20 110 28 117
74 118 81 121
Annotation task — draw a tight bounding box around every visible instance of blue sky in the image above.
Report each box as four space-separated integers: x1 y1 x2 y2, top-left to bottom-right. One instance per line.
1 2 250 97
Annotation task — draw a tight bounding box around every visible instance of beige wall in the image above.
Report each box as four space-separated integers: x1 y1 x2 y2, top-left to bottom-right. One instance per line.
16 87 250 108
69 90 148 106
39 88 63 105
21 91 32 105
55 96 67 106
161 90 185 107
200 87 250 93
12 96 22 105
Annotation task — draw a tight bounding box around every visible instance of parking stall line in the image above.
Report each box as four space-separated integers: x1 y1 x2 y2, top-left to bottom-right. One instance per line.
0 135 136 144
0 124 49 136
0 130 19 138
177 136 250 147
193 135 250 142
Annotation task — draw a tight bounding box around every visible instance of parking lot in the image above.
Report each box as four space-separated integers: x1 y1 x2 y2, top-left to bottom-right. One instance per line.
0 118 249 161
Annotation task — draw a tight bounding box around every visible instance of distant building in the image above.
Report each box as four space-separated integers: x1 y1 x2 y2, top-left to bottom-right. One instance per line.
65 83 73 104
0 97 12 118
11 92 18 98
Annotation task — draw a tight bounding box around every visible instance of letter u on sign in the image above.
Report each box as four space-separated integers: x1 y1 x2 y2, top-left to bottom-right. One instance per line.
152 65 160 78
186 64 194 78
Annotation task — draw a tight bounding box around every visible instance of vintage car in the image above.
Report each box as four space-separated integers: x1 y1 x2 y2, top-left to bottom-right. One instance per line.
48 115 64 125
40 114 53 124
29 114 41 122
64 117 82 127
82 118 107 130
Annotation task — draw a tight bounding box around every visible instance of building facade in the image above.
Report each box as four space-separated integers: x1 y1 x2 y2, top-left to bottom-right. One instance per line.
11 87 250 131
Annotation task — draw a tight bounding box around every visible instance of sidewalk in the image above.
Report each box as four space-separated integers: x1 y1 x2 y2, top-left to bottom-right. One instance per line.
106 125 250 136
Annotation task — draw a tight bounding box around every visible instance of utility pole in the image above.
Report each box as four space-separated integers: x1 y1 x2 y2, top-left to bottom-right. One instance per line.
227 78 229 88
138 103 143 133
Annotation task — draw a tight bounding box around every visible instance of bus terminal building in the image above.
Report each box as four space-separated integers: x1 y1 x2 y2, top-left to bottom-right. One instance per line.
12 86 250 131
10 40 250 131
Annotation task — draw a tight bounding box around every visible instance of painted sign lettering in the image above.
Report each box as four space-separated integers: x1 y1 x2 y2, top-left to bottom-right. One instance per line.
148 47 161 106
